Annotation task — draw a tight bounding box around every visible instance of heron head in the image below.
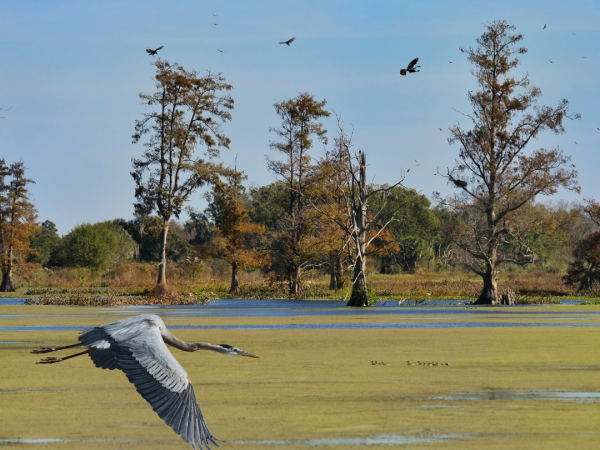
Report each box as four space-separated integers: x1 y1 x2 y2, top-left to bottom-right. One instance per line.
218 344 261 358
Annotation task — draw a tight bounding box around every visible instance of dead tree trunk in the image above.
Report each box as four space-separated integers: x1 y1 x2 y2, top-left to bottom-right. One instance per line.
156 221 169 286
347 151 370 307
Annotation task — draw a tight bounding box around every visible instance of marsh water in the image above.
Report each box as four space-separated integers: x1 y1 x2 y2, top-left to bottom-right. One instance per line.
1 299 599 331
2 298 600 448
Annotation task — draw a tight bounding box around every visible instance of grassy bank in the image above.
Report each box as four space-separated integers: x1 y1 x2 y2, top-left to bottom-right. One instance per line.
8 263 599 304
1 306 600 449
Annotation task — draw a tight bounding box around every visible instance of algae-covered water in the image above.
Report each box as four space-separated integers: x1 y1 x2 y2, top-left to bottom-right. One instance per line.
1 301 600 449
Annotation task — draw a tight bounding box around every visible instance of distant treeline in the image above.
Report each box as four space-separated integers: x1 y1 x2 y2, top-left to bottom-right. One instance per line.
28 184 597 281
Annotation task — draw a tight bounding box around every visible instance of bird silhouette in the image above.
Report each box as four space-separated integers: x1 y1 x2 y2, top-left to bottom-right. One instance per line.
213 23 218 25
279 37 296 46
543 24 546 29
212 14 217 16
549 60 553 63
400 57 420 75
439 128 443 131
575 141 578 144
449 61 453 63
146 46 164 56
217 49 224 53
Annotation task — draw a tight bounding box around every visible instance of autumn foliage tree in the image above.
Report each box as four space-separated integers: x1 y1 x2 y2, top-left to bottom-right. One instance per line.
198 165 269 294
131 59 233 293
0 160 37 292
266 93 330 296
442 21 579 304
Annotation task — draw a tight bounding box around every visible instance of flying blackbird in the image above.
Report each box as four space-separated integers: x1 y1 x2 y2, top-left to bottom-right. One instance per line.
279 37 296 46
146 46 164 56
400 58 420 76
543 24 546 29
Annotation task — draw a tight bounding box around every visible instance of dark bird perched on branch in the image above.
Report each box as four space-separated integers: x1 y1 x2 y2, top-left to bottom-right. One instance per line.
146 46 164 56
400 58 420 76
279 37 296 46
452 179 467 188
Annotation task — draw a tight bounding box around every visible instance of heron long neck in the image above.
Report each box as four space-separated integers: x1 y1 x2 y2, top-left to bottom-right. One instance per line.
160 327 223 353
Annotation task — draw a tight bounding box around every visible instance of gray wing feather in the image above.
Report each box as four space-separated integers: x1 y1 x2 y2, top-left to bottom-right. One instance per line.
80 315 217 449
110 340 217 449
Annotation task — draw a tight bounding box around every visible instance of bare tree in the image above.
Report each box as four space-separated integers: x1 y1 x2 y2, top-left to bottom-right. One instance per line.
310 117 405 307
131 59 233 292
442 21 579 304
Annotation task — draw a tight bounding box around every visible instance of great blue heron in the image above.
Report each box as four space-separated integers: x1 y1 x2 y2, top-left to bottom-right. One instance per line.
32 314 260 450
400 57 420 76
146 46 164 56
279 37 296 46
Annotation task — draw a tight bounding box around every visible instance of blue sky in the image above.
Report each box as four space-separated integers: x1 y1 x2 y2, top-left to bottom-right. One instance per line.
1 0 599 234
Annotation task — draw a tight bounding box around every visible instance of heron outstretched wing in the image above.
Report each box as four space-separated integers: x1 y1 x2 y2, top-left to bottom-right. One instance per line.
79 315 217 449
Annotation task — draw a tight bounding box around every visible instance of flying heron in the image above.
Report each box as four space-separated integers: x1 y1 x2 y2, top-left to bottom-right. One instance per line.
279 37 296 46
32 314 260 449
146 46 164 56
400 57 420 76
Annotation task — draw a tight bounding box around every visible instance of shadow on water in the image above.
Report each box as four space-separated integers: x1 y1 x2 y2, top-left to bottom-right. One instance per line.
428 390 600 403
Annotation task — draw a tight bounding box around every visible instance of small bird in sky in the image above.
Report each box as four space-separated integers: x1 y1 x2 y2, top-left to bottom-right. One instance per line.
573 33 576 35
597 128 599 130
146 46 164 56
400 57 420 76
549 60 553 63
439 128 443 131
543 24 546 29
449 61 453 63
212 14 217 16
217 49 224 53
575 141 578 144
213 23 218 25
279 37 296 46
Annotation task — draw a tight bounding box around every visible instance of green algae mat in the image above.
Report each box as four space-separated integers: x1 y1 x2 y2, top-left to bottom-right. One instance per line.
1 305 600 449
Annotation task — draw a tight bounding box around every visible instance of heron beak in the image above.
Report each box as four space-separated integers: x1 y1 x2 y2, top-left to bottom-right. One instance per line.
237 350 261 359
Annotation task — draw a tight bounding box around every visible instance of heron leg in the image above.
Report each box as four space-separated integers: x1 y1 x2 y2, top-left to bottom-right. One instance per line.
36 348 95 364
31 343 83 354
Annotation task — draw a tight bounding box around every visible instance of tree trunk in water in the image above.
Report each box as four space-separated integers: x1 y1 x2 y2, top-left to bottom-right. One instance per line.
347 151 370 307
474 264 499 304
0 268 14 292
229 261 240 295
0 246 15 292
347 252 368 306
156 221 169 286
